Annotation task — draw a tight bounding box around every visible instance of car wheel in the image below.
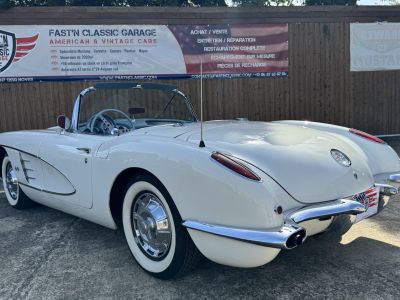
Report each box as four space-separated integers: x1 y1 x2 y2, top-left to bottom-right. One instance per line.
1 156 35 209
122 174 201 279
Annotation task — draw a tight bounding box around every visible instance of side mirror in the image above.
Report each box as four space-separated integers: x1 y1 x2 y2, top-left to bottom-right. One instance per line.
57 115 71 130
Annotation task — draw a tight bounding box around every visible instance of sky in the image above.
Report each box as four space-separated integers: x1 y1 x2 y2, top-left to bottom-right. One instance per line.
226 0 396 6
346 0 388 3
359 0 389 4
291 0 391 4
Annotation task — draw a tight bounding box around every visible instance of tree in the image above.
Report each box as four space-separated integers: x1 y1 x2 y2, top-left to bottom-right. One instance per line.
381 0 400 4
7 0 127 5
0 0 12 8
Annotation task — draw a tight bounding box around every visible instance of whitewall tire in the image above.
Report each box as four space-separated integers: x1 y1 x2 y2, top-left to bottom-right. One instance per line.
1 156 35 209
122 173 200 279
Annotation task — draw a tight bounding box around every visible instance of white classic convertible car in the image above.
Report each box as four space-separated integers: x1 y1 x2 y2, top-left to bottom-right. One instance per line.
0 82 399 279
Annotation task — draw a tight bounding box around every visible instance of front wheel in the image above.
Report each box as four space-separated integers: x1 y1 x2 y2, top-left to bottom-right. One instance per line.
1 156 35 209
122 174 201 279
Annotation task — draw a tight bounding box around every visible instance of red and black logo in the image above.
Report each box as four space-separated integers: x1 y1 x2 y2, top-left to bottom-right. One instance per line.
0 30 39 73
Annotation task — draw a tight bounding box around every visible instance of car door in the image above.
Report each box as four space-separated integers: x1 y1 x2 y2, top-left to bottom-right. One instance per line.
40 131 107 209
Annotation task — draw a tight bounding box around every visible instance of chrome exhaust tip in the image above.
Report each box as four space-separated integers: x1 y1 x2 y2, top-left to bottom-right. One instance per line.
285 228 307 249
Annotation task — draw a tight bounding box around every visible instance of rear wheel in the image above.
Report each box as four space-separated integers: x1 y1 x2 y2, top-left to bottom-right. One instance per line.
122 174 201 279
1 156 35 209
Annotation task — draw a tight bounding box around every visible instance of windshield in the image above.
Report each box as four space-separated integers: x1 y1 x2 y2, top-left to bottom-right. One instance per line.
78 87 197 135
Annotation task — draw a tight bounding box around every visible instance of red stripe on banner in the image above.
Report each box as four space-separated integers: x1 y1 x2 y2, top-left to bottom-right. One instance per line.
229 33 289 46
186 65 288 74
16 44 36 51
184 43 289 58
14 52 29 58
185 61 288 74
186 61 287 69
184 52 289 65
369 203 377 207
16 34 39 45
231 24 288 37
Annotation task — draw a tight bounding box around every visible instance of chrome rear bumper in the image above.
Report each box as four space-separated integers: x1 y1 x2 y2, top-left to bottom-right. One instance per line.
183 200 366 250
182 220 307 250
375 172 400 188
376 183 398 197
183 183 398 251
388 173 400 184
375 183 398 212
286 199 365 224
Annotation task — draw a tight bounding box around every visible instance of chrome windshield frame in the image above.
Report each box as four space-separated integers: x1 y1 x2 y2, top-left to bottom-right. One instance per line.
173 88 198 122
70 87 96 132
70 83 198 133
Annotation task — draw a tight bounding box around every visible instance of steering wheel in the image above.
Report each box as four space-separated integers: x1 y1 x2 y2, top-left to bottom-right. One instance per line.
89 109 135 135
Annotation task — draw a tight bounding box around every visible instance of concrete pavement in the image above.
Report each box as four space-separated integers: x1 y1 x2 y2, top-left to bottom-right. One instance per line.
0 185 399 300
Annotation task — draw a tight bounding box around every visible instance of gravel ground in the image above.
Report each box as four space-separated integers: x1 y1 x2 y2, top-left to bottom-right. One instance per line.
0 141 399 300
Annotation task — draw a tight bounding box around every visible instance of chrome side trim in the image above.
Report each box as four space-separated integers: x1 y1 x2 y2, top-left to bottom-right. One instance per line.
19 152 34 183
2 145 40 159
19 182 76 196
388 174 400 183
285 199 366 224
182 220 306 250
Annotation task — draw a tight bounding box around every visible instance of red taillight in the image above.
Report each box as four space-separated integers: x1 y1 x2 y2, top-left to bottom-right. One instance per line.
211 152 261 181
349 128 386 144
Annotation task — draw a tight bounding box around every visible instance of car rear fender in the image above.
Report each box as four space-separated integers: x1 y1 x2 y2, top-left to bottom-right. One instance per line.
95 136 302 231
274 120 400 176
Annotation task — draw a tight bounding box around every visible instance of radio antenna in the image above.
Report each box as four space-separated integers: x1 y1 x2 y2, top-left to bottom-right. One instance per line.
199 58 206 148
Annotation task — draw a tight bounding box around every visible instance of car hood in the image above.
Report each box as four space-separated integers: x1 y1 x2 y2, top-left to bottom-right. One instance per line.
144 121 374 204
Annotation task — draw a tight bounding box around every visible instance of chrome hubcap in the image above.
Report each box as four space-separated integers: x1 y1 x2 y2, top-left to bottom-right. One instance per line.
132 192 172 260
6 162 19 200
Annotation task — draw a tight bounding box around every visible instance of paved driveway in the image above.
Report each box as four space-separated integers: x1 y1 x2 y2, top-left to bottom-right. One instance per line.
0 176 399 299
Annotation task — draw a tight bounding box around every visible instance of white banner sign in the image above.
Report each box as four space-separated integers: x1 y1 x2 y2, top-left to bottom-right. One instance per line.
0 25 186 82
0 24 289 83
350 23 400 71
